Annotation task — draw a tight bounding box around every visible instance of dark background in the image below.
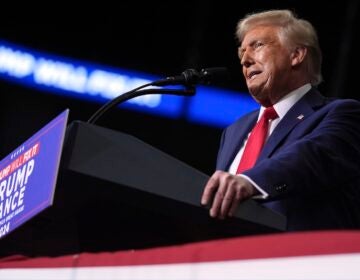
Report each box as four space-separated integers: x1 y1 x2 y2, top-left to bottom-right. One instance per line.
0 1 359 175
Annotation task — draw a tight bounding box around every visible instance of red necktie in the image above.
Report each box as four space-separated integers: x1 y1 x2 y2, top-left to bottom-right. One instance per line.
236 106 278 174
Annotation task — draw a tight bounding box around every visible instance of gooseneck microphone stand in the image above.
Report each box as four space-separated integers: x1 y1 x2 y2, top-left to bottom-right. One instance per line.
87 67 227 125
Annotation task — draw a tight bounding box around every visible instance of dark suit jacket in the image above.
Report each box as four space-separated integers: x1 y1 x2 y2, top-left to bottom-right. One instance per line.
216 88 360 231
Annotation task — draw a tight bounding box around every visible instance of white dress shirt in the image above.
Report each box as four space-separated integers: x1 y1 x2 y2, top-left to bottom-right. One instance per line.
228 83 311 198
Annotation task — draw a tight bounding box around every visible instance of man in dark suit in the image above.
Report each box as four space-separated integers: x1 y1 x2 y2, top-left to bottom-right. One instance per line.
201 9 360 230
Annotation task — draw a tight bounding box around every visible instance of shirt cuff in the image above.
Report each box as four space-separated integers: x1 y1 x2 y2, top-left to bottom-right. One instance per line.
237 174 269 199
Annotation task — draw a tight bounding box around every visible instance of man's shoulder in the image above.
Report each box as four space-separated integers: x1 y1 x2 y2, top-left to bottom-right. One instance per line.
329 98 360 106
309 96 360 126
321 97 360 111
302 87 360 113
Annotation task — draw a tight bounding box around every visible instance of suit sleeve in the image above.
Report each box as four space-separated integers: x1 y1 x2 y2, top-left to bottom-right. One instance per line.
215 129 227 170
243 99 360 200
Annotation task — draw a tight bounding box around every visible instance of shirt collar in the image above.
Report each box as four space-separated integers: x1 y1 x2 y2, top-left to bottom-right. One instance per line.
259 83 311 120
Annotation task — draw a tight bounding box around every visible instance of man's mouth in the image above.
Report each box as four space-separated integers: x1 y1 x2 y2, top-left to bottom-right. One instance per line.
247 70 262 80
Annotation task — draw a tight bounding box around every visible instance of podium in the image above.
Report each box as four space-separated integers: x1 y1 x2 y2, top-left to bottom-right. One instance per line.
0 121 285 257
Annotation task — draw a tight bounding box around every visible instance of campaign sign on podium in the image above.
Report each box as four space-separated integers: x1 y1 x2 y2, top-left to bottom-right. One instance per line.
0 109 69 239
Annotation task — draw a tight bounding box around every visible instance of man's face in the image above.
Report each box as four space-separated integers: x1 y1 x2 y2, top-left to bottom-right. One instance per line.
239 25 294 106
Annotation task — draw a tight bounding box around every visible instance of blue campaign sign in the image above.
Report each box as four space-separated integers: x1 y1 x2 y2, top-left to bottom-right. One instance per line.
0 109 69 239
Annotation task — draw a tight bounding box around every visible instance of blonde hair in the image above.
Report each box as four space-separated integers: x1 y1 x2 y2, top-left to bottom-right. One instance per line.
236 10 322 85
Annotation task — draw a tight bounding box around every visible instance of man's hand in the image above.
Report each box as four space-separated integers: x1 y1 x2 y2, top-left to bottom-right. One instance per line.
201 170 257 219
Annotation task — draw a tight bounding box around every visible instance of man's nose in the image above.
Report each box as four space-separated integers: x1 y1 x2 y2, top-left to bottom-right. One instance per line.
240 50 253 68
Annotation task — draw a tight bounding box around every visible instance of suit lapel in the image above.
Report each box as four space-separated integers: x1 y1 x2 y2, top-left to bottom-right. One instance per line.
258 88 326 160
219 111 258 170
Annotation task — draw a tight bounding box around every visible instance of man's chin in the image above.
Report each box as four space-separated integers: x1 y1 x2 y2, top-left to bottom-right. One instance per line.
248 89 271 106
248 87 262 100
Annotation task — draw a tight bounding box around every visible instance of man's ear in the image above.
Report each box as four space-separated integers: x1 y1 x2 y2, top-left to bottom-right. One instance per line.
291 46 307 67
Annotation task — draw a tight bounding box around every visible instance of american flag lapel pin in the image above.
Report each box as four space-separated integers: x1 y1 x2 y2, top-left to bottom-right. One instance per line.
297 114 304 120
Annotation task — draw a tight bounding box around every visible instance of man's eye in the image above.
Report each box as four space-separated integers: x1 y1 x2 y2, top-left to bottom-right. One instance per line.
254 42 264 49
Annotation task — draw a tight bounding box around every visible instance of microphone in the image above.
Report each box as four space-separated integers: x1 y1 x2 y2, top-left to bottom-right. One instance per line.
153 67 228 86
